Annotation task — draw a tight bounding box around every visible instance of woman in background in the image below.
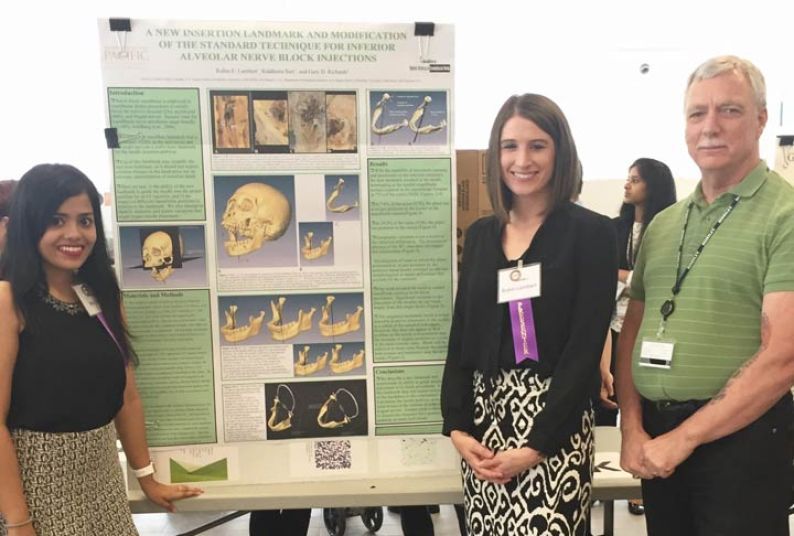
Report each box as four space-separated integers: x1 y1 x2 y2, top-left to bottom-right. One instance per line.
596 157 676 514
0 164 201 535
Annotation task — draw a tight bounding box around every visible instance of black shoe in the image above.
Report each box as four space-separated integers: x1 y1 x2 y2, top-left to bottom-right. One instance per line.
428 505 440 514
628 500 645 515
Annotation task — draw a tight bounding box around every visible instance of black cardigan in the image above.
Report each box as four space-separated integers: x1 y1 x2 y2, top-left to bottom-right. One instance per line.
440 202 618 455
614 215 634 270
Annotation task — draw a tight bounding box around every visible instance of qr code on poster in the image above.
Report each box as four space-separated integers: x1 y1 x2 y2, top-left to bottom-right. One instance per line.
314 439 352 470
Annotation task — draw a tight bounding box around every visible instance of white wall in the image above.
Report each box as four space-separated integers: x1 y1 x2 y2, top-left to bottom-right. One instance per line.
1 0 792 192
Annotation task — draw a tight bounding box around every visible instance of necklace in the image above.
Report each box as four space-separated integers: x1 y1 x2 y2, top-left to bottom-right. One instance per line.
40 290 84 316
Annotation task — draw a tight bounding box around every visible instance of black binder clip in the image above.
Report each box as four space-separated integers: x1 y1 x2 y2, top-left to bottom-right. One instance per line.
414 22 435 37
414 22 435 62
105 128 120 149
109 18 131 50
109 18 131 32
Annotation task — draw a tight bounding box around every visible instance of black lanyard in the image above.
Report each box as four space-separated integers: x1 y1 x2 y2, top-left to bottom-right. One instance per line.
659 195 741 323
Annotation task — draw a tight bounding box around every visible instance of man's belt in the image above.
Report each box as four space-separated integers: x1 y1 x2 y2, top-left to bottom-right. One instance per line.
642 398 709 414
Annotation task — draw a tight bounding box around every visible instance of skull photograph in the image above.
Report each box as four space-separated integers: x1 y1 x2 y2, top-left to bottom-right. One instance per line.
141 230 180 282
119 225 208 289
221 182 292 257
214 176 298 269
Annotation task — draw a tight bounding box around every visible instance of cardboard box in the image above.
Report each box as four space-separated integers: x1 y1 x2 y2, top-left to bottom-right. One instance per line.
456 150 492 268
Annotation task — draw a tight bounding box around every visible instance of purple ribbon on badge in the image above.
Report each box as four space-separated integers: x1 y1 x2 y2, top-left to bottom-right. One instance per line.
509 299 539 364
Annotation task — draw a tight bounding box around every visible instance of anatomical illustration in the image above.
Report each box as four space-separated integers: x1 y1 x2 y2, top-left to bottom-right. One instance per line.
298 222 334 266
329 344 364 374
324 175 361 223
301 231 332 261
267 296 316 342
325 177 358 214
267 384 295 432
288 91 326 153
408 95 447 143
370 92 407 137
141 230 181 282
265 379 367 439
369 91 448 146
319 295 363 337
317 387 359 429
120 226 207 289
221 182 290 257
220 304 266 343
218 293 364 347
212 93 251 150
294 345 329 376
253 96 289 147
325 92 357 152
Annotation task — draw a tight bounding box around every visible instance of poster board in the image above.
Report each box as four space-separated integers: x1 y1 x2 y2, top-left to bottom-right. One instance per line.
98 19 458 491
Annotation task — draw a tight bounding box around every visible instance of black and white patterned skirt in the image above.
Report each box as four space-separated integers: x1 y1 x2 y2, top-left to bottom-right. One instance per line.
462 369 594 536
1 422 138 536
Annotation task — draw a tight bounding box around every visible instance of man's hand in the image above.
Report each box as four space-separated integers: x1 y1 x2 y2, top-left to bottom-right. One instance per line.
641 429 697 479
620 427 653 479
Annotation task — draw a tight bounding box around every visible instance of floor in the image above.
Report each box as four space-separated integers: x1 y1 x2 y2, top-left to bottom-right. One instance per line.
132 501 649 535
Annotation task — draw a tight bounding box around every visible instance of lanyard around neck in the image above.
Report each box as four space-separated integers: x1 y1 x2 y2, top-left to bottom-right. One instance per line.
657 195 740 333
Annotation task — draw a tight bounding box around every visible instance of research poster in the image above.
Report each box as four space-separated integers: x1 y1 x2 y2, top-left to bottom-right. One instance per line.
99 19 459 487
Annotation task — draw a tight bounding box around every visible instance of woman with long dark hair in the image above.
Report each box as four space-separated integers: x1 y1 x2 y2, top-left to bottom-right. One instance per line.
0 164 202 535
595 157 676 514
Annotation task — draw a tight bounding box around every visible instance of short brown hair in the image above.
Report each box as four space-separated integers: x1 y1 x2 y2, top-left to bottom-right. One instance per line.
485 94 580 223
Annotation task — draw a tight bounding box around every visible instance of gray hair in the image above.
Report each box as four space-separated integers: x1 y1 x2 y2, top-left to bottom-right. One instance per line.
686 55 766 110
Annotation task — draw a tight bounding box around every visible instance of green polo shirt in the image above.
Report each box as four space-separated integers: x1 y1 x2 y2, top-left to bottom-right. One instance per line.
630 161 794 400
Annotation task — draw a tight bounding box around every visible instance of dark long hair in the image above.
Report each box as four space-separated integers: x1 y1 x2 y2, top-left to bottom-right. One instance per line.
618 158 677 232
0 164 136 364
486 94 580 223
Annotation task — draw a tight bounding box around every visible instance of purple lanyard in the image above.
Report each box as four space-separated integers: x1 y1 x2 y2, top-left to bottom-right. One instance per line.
97 311 127 363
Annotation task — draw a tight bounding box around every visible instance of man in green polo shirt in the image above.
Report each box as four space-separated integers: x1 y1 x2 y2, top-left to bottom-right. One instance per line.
616 55 794 535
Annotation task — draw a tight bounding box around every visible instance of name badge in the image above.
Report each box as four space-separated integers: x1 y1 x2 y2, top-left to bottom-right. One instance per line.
498 263 541 304
72 284 102 317
639 337 675 369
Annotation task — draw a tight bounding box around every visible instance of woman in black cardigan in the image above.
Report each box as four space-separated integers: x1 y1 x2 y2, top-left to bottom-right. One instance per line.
597 158 677 426
441 94 617 536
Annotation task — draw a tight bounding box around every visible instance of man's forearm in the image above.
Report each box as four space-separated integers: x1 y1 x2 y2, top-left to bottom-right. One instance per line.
615 300 645 434
678 301 794 447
